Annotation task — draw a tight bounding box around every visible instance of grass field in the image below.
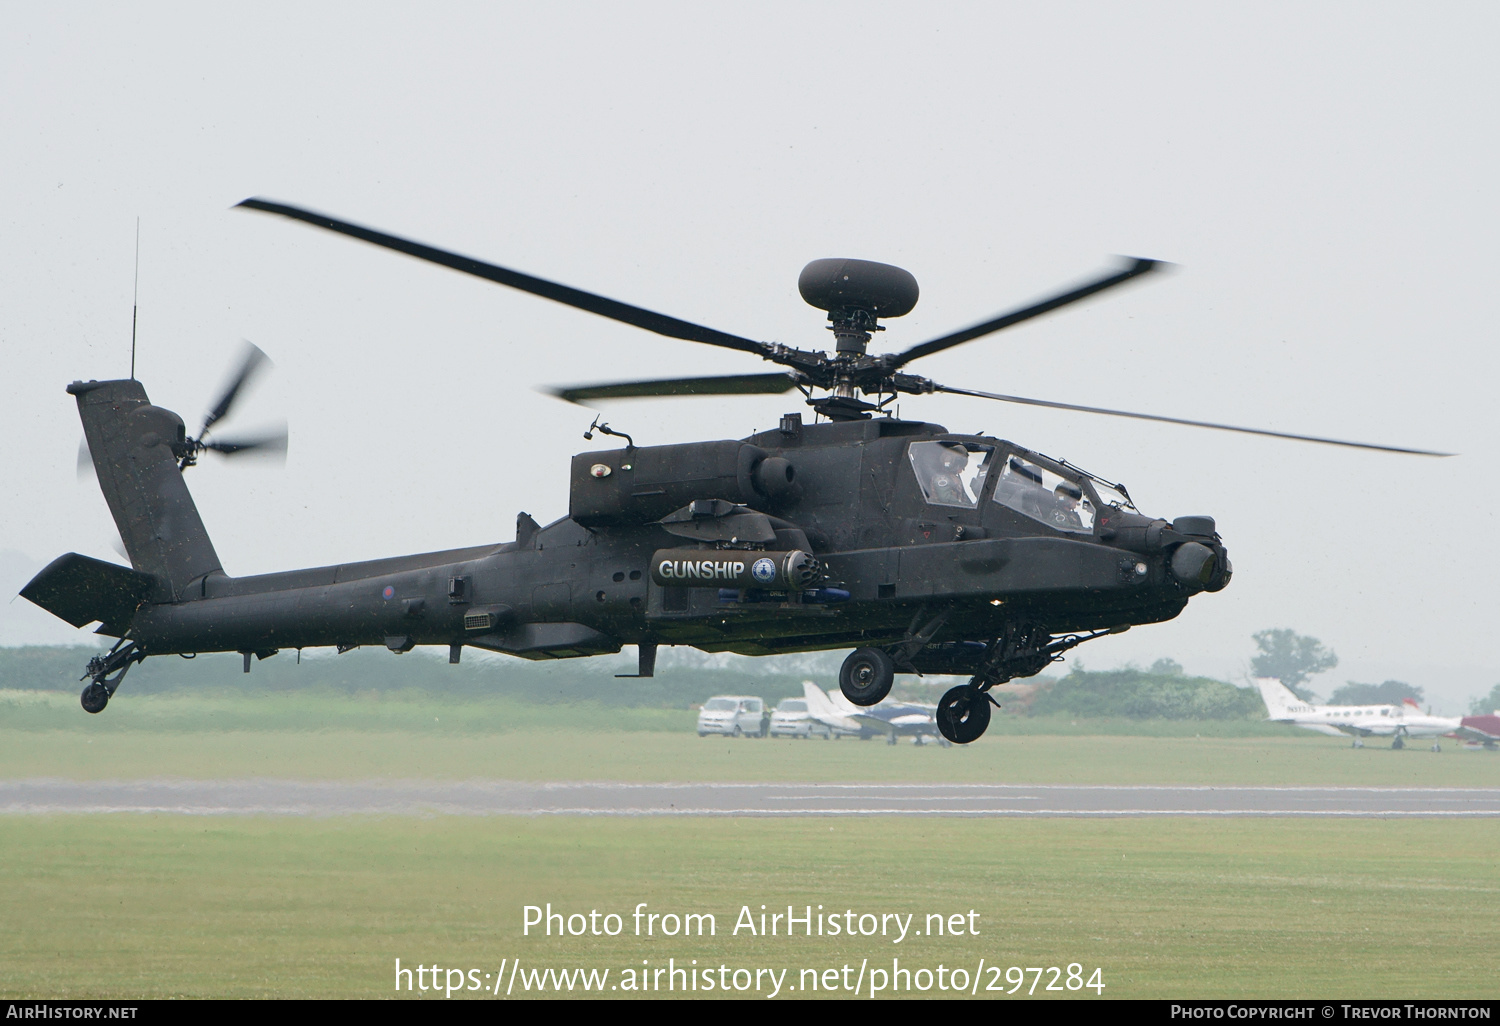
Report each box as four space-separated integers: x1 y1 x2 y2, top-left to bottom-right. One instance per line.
2 816 1496 999
3 687 1497 786
0 684 1297 736
2 728 1496 787
4 688 1497 1000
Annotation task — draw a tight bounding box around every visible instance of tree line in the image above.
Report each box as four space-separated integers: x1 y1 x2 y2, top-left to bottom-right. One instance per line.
3 634 1494 719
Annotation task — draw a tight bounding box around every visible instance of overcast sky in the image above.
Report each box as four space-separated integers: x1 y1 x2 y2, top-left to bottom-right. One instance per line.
3 4 1496 710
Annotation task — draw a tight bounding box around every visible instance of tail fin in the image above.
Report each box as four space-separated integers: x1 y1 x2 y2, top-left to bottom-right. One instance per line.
802 681 854 722
1254 677 1308 718
802 681 837 716
70 379 222 600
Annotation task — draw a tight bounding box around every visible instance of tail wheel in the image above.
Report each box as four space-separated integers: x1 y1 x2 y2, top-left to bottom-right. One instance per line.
839 647 895 706
936 684 992 745
80 682 110 714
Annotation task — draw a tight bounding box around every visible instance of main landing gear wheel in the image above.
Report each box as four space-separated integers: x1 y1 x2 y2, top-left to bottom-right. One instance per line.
936 684 993 745
80 682 110 714
1431 743 1442 753
1392 736 1405 750
839 647 895 706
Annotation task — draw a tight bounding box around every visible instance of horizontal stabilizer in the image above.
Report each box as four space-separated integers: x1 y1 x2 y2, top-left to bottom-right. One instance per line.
20 553 159 630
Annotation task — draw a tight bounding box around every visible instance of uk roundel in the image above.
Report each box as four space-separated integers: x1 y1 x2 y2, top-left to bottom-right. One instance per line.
382 585 395 600
751 558 777 584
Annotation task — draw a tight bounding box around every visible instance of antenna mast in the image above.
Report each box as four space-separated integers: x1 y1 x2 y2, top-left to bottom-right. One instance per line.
130 218 140 379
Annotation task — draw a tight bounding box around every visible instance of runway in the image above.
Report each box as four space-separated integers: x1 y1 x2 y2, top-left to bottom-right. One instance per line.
5 780 1500 817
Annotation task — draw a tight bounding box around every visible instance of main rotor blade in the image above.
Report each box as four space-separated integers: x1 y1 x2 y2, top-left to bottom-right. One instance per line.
203 341 270 433
889 257 1164 369
933 384 1454 456
238 198 773 358
546 372 800 405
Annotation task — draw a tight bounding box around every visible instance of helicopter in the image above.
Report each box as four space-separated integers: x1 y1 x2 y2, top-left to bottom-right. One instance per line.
21 199 1449 744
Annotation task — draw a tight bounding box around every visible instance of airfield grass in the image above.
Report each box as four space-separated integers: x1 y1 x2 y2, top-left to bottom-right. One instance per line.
1 815 1496 1000
5 689 1498 1000
3 687 1498 786
6 729 1500 787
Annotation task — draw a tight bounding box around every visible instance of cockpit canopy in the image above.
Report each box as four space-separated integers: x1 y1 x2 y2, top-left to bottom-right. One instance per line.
907 441 993 509
906 439 1121 535
992 453 1094 533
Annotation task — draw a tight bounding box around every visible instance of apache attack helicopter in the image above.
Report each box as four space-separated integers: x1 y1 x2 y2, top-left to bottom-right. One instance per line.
22 199 1448 744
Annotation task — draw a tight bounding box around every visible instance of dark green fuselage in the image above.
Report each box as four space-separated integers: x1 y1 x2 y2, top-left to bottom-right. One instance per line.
108 404 1208 668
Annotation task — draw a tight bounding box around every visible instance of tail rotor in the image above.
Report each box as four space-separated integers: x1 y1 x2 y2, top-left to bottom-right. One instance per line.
177 341 289 470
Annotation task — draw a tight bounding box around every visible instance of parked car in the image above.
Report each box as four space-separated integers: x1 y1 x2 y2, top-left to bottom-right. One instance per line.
769 697 832 739
697 695 767 737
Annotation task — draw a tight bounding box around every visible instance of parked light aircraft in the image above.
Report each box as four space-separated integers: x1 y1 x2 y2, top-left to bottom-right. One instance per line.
1254 678 1459 751
1455 713 1500 750
802 682 949 746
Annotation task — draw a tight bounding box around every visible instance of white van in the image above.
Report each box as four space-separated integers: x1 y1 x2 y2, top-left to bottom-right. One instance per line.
769 697 832 739
697 695 767 737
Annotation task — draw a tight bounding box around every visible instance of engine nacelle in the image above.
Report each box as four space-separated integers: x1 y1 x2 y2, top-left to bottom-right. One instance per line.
570 442 795 526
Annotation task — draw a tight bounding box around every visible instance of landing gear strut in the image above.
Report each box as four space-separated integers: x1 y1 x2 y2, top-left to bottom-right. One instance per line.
839 606 953 707
934 624 1112 744
78 640 144 714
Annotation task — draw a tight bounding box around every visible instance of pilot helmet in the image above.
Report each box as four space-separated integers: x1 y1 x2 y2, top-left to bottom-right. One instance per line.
939 444 968 469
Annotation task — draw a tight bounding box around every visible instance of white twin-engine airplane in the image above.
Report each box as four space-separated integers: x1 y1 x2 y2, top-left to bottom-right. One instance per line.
1254 678 1460 751
801 682 949 746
